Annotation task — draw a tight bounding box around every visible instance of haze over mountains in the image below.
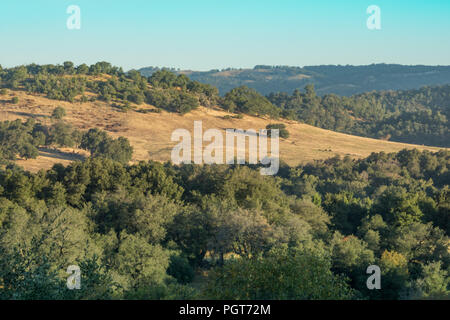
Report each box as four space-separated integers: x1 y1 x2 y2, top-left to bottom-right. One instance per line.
138 64 450 96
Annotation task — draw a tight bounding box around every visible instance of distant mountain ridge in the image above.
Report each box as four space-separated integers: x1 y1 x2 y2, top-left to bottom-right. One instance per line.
138 64 450 96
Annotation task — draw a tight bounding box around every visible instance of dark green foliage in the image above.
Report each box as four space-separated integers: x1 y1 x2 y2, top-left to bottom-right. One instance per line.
145 88 200 114
25 75 86 102
0 145 448 300
0 247 65 300
167 255 195 284
79 128 109 153
148 70 179 88
51 106 66 120
222 86 280 117
204 248 355 299
87 61 124 76
80 128 133 164
268 85 450 147
0 119 133 166
0 119 42 161
373 186 423 227
47 122 77 147
113 232 171 290
266 123 290 138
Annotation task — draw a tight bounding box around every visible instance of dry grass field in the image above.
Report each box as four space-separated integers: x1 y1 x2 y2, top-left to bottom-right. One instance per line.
0 89 446 172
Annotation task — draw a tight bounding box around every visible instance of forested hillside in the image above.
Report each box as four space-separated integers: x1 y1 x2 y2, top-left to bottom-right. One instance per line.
267 84 450 147
0 149 448 299
0 62 218 114
138 64 450 96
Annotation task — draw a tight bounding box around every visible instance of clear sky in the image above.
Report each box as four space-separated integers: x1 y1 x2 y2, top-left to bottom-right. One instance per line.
0 0 449 70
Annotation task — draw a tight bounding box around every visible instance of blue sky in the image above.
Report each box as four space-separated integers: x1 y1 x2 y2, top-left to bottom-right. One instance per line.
0 0 449 70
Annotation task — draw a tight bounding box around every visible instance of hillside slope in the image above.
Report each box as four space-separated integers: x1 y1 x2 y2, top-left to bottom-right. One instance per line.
0 90 445 172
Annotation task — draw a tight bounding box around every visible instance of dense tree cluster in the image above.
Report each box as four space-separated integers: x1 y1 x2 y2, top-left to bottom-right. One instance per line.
222 86 280 117
0 119 42 161
25 75 87 102
0 120 132 165
0 148 448 299
80 128 133 164
145 89 199 114
267 84 450 147
0 63 218 114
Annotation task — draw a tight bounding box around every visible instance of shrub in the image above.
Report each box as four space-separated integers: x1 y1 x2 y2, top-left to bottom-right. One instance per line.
48 122 77 147
52 106 66 120
266 123 290 138
80 128 133 164
167 255 195 284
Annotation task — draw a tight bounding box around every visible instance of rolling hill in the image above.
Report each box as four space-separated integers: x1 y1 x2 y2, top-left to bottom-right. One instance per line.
138 64 450 96
0 89 445 172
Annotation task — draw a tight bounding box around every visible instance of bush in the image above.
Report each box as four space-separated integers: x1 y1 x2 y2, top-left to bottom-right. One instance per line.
170 91 199 114
48 122 77 147
11 97 19 104
266 123 290 138
167 255 195 284
80 128 133 164
0 119 43 161
52 106 66 120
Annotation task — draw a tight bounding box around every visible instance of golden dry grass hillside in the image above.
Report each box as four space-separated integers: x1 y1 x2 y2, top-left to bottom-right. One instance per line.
0 89 446 172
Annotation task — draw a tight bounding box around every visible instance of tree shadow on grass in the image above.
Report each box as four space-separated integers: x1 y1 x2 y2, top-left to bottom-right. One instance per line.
9 111 50 119
38 147 85 161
